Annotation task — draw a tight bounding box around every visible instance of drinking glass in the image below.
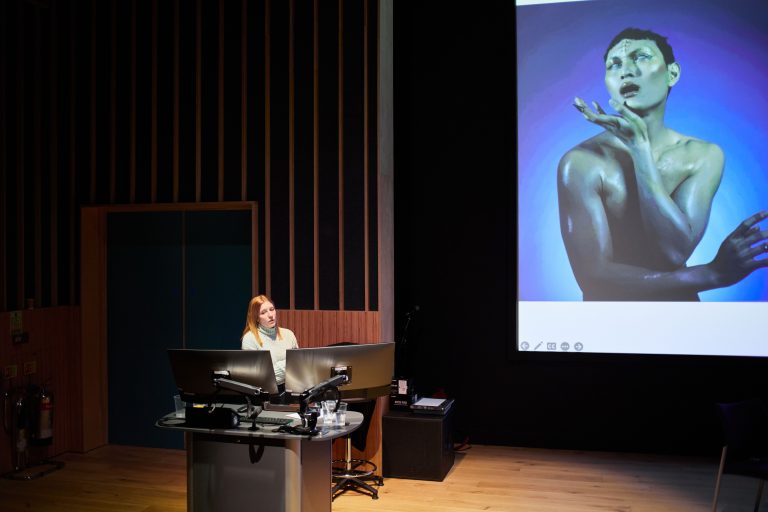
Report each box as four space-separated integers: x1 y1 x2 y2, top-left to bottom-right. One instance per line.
335 402 348 426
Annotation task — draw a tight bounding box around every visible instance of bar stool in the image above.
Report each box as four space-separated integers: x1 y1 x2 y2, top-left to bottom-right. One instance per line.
331 399 383 500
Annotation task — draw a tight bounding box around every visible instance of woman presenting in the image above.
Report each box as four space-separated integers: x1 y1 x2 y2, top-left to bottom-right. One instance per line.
241 295 299 392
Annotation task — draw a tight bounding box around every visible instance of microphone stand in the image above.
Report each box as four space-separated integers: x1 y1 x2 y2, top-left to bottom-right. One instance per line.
398 306 419 375
394 307 418 407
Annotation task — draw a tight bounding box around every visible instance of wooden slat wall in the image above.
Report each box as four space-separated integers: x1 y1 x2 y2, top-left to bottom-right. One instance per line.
1 0 385 314
2 0 395 469
279 309 380 347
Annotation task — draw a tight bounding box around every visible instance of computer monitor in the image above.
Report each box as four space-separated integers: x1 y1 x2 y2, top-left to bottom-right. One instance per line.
167 349 279 404
284 342 395 399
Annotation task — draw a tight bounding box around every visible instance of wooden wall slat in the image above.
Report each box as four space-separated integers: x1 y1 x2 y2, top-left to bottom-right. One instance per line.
312 0 320 310
110 0 117 204
0 0 6 312
90 0 97 204
377 0 395 345
34 6 43 308
217 0 224 202
252 203 259 295
151 0 158 203
50 0 59 307
173 0 180 202
69 1 77 306
129 0 137 203
240 0 248 201
264 0 272 297
195 0 202 202
363 0 370 311
16 3 25 309
288 0 295 309
337 0 345 309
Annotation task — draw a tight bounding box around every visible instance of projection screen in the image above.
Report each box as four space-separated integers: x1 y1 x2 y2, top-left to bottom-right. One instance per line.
516 0 768 357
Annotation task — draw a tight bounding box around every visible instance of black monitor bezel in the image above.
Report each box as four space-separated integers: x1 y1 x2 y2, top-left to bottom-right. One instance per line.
284 342 395 400
167 348 279 404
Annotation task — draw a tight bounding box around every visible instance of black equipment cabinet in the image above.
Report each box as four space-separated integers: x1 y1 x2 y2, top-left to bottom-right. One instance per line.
382 407 455 481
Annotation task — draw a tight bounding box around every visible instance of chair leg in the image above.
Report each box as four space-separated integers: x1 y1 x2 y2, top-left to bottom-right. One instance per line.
333 475 380 499
712 446 727 512
332 436 381 500
754 478 765 512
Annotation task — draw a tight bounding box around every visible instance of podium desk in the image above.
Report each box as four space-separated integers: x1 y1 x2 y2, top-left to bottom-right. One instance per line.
156 410 362 512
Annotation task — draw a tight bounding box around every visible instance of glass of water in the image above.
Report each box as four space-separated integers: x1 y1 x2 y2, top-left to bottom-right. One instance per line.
321 400 335 425
335 401 348 426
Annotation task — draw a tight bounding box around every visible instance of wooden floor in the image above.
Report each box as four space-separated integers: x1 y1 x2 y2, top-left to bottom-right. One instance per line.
0 444 764 512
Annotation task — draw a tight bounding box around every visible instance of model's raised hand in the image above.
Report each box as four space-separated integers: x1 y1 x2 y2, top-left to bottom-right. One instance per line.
709 211 768 287
573 97 648 148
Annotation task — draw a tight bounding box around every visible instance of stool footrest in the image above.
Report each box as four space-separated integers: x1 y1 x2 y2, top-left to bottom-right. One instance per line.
332 458 377 479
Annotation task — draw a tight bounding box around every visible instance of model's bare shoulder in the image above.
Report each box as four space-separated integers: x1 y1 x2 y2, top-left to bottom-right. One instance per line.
558 135 613 188
675 136 725 178
665 131 721 160
691 138 724 163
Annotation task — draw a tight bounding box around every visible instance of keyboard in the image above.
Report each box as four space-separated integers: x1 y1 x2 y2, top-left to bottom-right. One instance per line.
263 402 300 413
251 414 293 426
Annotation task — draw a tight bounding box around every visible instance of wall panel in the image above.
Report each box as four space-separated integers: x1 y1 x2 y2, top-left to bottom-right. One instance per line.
279 309 380 348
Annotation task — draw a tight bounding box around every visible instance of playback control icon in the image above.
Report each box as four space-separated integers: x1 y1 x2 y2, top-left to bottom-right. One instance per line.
521 341 585 352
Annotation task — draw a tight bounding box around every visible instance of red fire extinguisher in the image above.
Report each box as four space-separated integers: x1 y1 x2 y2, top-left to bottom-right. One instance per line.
34 387 53 446
27 385 53 447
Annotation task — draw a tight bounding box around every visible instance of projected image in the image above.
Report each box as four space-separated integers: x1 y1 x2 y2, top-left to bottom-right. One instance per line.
518 0 768 303
516 0 768 356
562 27 767 302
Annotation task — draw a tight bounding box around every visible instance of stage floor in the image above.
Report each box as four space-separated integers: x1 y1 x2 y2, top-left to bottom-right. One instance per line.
0 443 762 511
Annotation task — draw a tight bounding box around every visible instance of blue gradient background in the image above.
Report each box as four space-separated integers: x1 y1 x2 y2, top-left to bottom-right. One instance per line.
517 0 768 301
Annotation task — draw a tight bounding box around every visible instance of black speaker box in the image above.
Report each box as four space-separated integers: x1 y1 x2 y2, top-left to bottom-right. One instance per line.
382 408 454 481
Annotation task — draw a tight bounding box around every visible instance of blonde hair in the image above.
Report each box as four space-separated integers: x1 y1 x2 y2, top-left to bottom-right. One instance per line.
243 294 283 347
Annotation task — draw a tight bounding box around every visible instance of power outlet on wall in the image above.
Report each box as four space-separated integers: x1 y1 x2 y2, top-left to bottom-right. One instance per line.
3 365 18 379
12 332 29 344
23 361 37 375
